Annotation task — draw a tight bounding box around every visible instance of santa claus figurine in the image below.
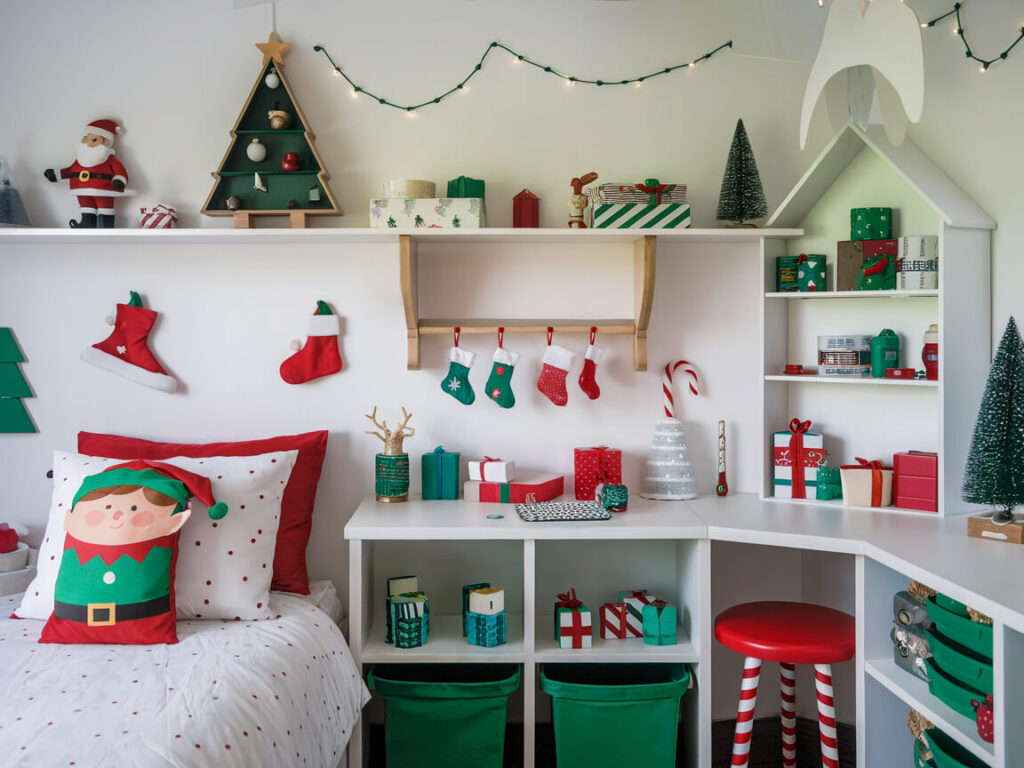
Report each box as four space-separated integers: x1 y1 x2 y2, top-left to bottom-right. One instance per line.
43 118 129 229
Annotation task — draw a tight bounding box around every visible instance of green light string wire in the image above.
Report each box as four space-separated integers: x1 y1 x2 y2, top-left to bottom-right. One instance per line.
312 39 733 114
921 1 1024 72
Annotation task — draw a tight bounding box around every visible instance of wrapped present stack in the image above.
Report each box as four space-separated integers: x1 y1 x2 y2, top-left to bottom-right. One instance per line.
464 472 563 503
585 178 691 229
422 446 460 500
573 446 622 501
465 587 508 648
468 457 516 483
554 588 592 649
837 207 939 293
773 419 829 499
370 176 485 229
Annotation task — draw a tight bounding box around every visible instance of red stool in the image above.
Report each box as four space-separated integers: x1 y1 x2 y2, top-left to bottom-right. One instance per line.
715 601 855 768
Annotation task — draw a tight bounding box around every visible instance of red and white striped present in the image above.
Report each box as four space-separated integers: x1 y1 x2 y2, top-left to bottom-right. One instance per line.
600 602 629 639
618 590 656 637
139 204 177 228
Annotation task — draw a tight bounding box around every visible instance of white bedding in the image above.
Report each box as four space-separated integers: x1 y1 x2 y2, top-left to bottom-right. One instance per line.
0 589 369 767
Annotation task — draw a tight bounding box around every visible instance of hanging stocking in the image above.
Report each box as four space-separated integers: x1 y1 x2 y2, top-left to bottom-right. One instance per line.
485 328 518 409
280 300 342 384
536 329 576 406
441 328 475 405
80 290 177 393
578 328 604 400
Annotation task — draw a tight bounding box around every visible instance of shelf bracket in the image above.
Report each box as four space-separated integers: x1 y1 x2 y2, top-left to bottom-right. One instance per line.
400 235 421 370
633 235 656 372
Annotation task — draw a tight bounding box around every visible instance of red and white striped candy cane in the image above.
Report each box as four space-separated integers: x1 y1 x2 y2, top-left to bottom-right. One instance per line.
731 656 762 767
780 662 797 768
663 359 700 418
815 664 840 768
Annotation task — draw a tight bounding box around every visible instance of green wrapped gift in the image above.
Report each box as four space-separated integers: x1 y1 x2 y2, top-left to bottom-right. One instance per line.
389 591 430 648
776 256 799 292
797 254 826 292
856 253 896 290
851 207 892 240
422 446 460 500
816 466 843 501
641 602 677 646
447 175 485 199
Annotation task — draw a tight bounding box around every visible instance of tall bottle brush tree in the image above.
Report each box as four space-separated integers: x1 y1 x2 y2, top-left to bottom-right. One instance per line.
962 317 1024 524
716 118 767 227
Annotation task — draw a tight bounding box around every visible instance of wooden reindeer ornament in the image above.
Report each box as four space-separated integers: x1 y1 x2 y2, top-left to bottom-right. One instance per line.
365 406 415 502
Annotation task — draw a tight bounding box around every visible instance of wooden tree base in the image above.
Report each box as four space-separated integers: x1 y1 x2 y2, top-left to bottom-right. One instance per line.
232 211 309 229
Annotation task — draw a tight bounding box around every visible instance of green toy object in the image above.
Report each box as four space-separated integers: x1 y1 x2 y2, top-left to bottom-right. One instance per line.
0 328 35 433
856 253 896 290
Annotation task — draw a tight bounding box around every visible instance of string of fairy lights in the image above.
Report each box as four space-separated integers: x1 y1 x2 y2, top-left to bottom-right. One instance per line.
919 2 1024 72
312 39 733 116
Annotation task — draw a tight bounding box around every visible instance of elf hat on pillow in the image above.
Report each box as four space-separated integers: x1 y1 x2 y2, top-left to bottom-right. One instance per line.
80 290 177 393
74 460 229 519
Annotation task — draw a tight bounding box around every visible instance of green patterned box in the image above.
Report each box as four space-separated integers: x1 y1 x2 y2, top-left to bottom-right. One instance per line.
592 202 690 229
797 254 826 292
389 592 430 648
447 176 485 199
851 207 892 240
466 610 507 647
816 466 843 501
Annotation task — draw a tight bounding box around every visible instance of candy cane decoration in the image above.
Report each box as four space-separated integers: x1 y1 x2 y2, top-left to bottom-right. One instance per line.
815 664 840 768
663 359 700 418
780 662 797 768
731 656 762 767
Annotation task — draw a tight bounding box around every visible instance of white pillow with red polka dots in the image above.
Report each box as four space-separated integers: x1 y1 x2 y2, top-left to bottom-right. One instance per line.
15 449 299 622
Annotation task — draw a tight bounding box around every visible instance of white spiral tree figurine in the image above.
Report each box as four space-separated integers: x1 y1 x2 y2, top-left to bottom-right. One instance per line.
641 360 701 500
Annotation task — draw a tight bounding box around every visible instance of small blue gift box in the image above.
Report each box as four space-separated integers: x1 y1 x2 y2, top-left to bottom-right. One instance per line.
466 609 508 647
641 602 677 646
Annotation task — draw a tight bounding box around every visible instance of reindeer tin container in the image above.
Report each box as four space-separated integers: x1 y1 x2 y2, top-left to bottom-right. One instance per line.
365 406 415 503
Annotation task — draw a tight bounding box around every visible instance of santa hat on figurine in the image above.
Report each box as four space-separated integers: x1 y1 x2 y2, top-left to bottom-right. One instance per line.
75 460 228 519
85 119 122 142
80 290 177 393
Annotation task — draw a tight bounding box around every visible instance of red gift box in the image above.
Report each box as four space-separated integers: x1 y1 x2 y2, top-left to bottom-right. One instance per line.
574 446 623 500
893 451 938 512
463 473 564 503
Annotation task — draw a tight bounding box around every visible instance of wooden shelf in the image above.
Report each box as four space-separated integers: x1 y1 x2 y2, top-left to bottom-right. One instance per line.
764 374 938 387
765 290 938 299
233 129 308 135
418 319 635 335
216 170 321 177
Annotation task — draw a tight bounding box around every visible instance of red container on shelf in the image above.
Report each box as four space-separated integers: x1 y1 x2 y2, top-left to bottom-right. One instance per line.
893 451 938 512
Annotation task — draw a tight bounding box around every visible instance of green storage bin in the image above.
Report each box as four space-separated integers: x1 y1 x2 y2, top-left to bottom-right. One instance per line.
368 663 520 768
539 663 690 768
926 727 989 768
924 658 987 719
926 629 993 693
926 596 993 659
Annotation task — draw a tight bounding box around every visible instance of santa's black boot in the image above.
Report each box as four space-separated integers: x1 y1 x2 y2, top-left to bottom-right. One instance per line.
97 214 115 229
69 212 97 228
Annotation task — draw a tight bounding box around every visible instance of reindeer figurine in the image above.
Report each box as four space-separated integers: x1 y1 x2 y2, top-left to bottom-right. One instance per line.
365 406 415 502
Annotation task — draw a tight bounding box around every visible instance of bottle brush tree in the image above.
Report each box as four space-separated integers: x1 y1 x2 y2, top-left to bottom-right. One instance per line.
962 317 1024 524
716 118 767 227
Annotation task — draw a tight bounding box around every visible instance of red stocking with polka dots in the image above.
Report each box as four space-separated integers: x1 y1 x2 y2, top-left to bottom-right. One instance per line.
536 344 576 406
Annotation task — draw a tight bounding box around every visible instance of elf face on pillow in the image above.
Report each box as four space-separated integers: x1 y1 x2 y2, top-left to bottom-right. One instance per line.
39 460 226 645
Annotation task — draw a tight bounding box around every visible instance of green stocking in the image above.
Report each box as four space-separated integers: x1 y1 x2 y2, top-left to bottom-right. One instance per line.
485 347 519 409
441 346 476 405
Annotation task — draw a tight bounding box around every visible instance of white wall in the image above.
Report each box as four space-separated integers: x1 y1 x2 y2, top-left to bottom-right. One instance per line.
2 0 1022 727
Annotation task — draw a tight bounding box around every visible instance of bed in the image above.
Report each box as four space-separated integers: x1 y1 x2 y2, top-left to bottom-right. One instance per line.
0 581 369 767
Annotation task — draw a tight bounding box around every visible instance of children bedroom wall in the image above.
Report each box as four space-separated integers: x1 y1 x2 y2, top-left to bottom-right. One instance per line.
2 0 1022 721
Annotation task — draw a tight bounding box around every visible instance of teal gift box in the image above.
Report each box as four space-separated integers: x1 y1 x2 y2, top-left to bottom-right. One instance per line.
642 603 677 646
447 176 485 199
466 610 508 647
851 207 892 240
422 446 460 500
816 466 843 501
389 592 430 648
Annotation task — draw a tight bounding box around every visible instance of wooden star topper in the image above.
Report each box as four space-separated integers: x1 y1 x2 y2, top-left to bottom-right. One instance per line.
256 32 291 68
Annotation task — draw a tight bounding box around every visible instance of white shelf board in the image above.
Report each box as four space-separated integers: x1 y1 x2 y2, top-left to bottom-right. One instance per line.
0 226 803 247
764 374 938 387
762 496 939 518
361 614 524 663
535 615 699 663
765 290 938 300
866 657 994 765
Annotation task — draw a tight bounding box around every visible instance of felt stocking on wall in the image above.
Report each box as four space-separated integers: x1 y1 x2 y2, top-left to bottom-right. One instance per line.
485 344 519 409
537 343 576 406
578 344 604 400
280 300 342 384
442 345 476 405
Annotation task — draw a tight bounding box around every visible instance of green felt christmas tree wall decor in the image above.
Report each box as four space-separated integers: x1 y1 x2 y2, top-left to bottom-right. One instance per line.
201 33 342 229
0 328 35 433
716 118 767 227
962 317 1024 523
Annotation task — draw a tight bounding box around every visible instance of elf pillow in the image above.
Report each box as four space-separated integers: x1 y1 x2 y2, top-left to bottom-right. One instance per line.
39 460 228 645
17 449 297 625
77 430 327 595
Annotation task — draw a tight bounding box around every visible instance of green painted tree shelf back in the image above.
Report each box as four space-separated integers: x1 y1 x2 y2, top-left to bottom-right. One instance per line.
201 34 342 229
0 328 35 433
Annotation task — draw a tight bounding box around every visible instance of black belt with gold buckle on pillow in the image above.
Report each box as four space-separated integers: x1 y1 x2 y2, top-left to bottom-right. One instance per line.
54 595 171 626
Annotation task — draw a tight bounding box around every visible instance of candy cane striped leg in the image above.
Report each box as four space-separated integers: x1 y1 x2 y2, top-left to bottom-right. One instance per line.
779 662 797 768
731 657 762 767
815 664 840 768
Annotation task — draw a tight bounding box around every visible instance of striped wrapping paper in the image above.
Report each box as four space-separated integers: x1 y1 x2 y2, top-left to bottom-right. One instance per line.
592 202 691 229
618 590 656 637
139 204 177 228
589 182 688 204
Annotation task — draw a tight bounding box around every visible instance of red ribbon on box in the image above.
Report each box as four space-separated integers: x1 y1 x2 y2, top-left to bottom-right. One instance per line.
862 256 890 277
855 457 884 506
560 610 592 648
479 456 499 482
634 179 676 205
788 419 812 499
557 589 582 609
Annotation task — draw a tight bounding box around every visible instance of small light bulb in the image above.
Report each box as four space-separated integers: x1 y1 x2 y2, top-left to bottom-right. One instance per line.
817 0 823 6
980 64 987 72
350 89 358 99
920 21 928 28
332 67 342 78
635 80 643 88
566 79 575 87
407 109 417 117
953 26 959 34
516 56 523 63
459 84 468 92
688 61 696 68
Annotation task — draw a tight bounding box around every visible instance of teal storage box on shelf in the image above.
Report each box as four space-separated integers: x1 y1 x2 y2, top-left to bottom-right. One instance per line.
926 629 993 693
923 658 987 719
368 664 520 768
926 595 993 659
539 663 690 768
925 726 990 768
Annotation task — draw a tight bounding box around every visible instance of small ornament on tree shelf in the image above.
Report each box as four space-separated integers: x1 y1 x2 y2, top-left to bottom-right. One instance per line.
441 328 476 405
641 360 700 500
43 118 129 229
716 119 767 228
280 300 343 385
246 138 268 163
962 317 1024 527
366 406 415 503
265 67 281 89
485 328 519 409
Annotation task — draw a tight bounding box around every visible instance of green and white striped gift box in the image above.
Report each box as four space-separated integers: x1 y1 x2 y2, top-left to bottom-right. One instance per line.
592 202 691 229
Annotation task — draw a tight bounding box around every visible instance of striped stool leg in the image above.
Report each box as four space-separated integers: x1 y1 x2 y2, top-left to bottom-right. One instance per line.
779 662 797 768
814 663 840 768
731 656 762 767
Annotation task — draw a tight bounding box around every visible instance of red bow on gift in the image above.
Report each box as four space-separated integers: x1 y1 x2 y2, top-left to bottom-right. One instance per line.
651 599 667 608
634 179 676 205
862 256 890 276
788 419 813 499
854 457 882 470
479 456 499 482
854 457 885 506
557 589 582 609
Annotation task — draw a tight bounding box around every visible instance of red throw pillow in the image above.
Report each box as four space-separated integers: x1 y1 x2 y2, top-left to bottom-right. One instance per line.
77 431 328 595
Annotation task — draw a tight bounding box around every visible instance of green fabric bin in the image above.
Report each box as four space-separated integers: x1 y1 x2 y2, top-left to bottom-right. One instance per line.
368 663 520 768
926 629 993 693
539 663 690 767
926 596 993 659
926 726 990 768
924 658 986 719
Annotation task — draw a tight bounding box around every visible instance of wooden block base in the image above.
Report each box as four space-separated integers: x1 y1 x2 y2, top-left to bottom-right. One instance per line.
967 513 1024 544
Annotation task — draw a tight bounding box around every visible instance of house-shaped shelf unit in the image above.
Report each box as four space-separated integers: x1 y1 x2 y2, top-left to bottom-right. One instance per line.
761 123 995 516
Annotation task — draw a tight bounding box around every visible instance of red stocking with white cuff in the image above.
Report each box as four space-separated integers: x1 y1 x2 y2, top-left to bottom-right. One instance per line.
280 300 342 384
536 344 576 406
578 344 604 400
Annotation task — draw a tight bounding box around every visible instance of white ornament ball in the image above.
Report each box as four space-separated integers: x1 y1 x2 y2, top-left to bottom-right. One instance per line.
246 138 268 163
265 70 280 89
